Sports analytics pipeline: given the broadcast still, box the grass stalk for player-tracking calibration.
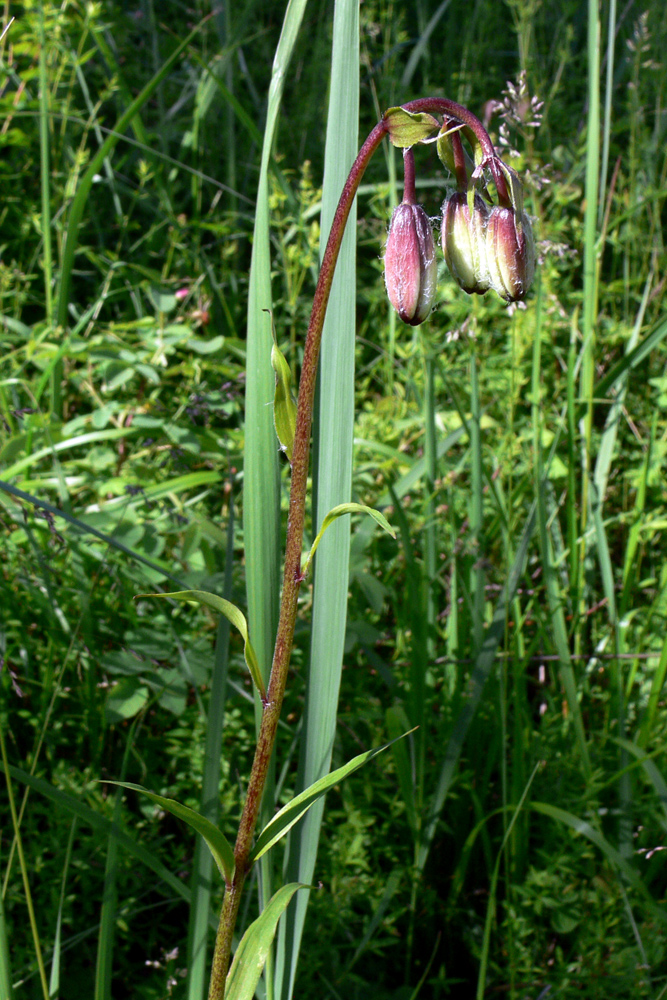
[0,722,49,1000]
[187,493,235,1000]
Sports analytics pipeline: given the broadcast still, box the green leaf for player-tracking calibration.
[105,678,149,723]
[271,336,297,461]
[225,884,307,1000]
[106,781,235,885]
[301,503,395,578]
[250,732,413,862]
[148,285,177,314]
[142,590,266,701]
[383,107,439,147]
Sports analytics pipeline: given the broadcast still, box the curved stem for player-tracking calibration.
[445,117,469,191]
[207,118,388,1000]
[402,97,510,205]
[207,93,514,1000]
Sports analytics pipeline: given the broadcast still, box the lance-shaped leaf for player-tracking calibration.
[271,335,297,461]
[383,107,439,148]
[140,590,265,701]
[106,781,235,884]
[226,883,307,1000]
[249,731,414,862]
[301,503,395,578]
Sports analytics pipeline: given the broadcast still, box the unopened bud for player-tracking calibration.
[441,192,490,295]
[486,206,535,302]
[384,203,437,325]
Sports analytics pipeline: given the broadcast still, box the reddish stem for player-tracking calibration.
[402,147,416,204]
[207,118,388,1000]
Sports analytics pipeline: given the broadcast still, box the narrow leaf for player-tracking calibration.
[106,781,234,884]
[250,732,414,862]
[226,884,307,1000]
[301,503,395,577]
[141,590,265,701]
[271,336,297,461]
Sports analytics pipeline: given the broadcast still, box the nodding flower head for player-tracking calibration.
[486,205,536,302]
[441,191,490,295]
[384,202,437,326]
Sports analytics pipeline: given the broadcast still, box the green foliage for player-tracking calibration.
[2,0,667,998]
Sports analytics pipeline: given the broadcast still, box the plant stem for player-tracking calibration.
[207,96,502,998]
[207,118,388,999]
[402,146,416,204]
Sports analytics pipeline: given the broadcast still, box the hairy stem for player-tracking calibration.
[207,95,500,998]
[207,118,387,999]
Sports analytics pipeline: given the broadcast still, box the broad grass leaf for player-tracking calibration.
[142,590,265,700]
[225,883,307,1000]
[250,732,413,862]
[301,503,395,577]
[107,781,234,884]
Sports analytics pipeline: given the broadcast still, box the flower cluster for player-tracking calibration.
[383,105,536,325]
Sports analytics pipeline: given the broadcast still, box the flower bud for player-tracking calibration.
[384,202,437,325]
[441,191,490,295]
[486,206,535,302]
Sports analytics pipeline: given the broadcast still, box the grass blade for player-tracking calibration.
[417,506,537,872]
[243,3,310,994]
[48,818,76,998]
[187,494,234,1000]
[55,20,207,335]
[0,726,49,1000]
[277,3,359,996]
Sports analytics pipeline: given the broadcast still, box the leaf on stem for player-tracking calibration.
[301,502,395,578]
[383,107,439,148]
[249,731,414,862]
[225,883,308,1000]
[270,327,297,461]
[139,590,266,701]
[105,781,235,884]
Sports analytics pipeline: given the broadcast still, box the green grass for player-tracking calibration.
[2,0,667,997]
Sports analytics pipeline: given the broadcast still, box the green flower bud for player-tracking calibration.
[441,191,490,295]
[486,206,536,302]
[384,202,437,326]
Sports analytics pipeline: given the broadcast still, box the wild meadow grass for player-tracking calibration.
[1,1,667,998]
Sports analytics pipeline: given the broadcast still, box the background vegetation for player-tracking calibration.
[1,0,667,998]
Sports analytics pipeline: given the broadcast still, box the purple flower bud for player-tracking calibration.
[441,191,490,295]
[384,202,437,325]
[486,206,536,302]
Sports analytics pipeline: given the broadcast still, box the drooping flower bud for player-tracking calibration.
[441,191,490,295]
[486,206,536,302]
[384,202,437,325]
